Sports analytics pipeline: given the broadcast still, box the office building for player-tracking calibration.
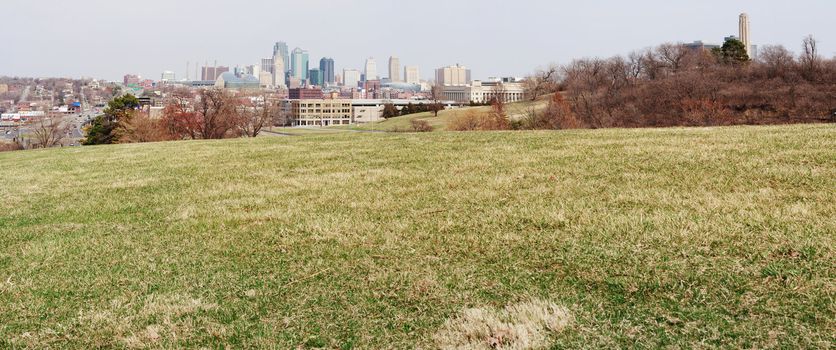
[319,58,335,84]
[273,51,286,88]
[404,66,420,84]
[289,88,324,100]
[435,64,471,86]
[364,57,378,81]
[309,68,323,86]
[273,42,290,74]
[684,40,721,53]
[291,48,310,80]
[160,71,176,81]
[287,99,353,126]
[388,56,401,82]
[343,69,361,88]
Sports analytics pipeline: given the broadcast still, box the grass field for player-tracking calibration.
[346,96,550,132]
[1,124,834,349]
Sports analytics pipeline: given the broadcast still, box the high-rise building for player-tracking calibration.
[388,56,401,82]
[273,42,290,74]
[739,13,751,59]
[319,58,335,84]
[291,48,310,80]
[160,71,176,81]
[309,68,323,86]
[343,69,361,89]
[404,66,420,84]
[364,57,378,81]
[435,64,471,86]
[273,51,286,88]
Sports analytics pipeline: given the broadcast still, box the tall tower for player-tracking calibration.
[739,13,751,59]
[273,42,290,74]
[273,51,286,88]
[364,57,378,81]
[319,58,335,84]
[291,48,309,80]
[388,56,401,82]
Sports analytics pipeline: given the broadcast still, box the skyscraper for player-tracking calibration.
[319,58,335,84]
[343,69,361,89]
[435,64,471,86]
[291,48,310,80]
[273,51,286,88]
[273,42,290,74]
[404,66,420,85]
[388,56,401,82]
[364,57,378,81]
[739,13,751,59]
[308,69,323,86]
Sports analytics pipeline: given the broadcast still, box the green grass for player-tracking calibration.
[1,124,834,349]
[347,96,551,132]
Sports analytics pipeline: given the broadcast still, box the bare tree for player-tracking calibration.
[524,65,558,101]
[801,35,821,79]
[195,89,240,139]
[428,84,445,117]
[239,93,278,137]
[29,116,69,148]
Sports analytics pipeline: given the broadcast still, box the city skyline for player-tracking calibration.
[0,0,834,81]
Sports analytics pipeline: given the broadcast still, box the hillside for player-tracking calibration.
[1,125,834,349]
[348,95,552,132]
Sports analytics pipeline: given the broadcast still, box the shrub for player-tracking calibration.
[0,141,24,152]
[410,119,433,132]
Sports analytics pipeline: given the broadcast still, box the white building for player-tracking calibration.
[343,69,361,89]
[364,58,378,81]
[441,79,525,104]
[388,56,401,82]
[404,66,420,85]
[161,71,176,81]
[435,64,471,86]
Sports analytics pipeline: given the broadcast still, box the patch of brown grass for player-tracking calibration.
[434,299,572,349]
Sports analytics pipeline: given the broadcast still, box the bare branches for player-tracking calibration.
[29,117,68,148]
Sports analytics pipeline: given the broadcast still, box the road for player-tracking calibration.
[1,113,89,147]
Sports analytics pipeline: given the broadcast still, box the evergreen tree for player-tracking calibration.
[82,94,140,145]
[713,38,750,63]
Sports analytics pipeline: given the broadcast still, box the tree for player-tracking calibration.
[116,112,169,143]
[29,116,69,148]
[381,103,399,119]
[713,38,749,63]
[524,65,558,101]
[428,84,445,117]
[239,93,278,137]
[195,89,240,139]
[161,89,201,140]
[800,35,821,80]
[82,94,140,145]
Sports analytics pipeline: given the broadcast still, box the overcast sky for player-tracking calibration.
[1,0,834,81]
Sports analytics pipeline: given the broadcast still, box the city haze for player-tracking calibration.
[1,0,834,81]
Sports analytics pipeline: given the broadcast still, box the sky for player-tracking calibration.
[1,0,834,82]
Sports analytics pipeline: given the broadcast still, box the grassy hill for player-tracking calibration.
[1,125,834,349]
[347,96,551,132]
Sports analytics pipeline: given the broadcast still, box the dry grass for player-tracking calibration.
[434,299,572,349]
[0,124,833,348]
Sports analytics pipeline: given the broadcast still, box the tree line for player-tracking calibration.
[82,89,285,145]
[518,36,835,130]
